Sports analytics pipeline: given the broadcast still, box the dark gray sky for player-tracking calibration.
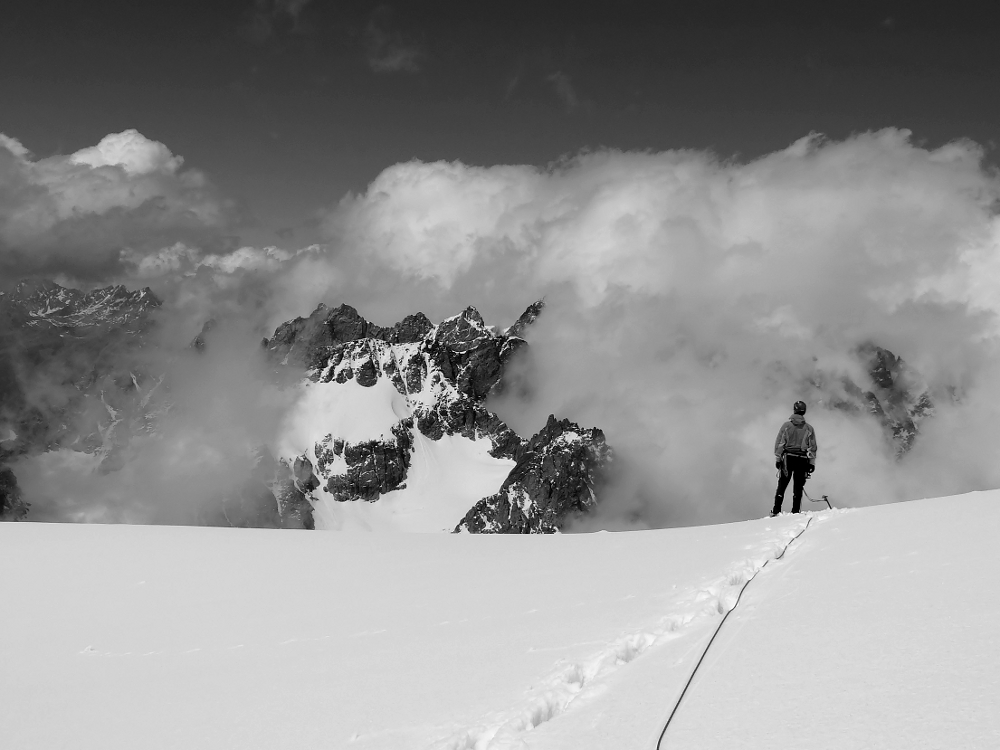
[3,0,999,248]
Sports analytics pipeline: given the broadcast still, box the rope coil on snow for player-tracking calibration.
[655,516,814,749]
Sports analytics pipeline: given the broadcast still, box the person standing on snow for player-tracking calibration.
[771,400,818,516]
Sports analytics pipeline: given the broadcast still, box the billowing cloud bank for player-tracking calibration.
[0,130,230,283]
[308,129,1000,525]
[7,127,1000,527]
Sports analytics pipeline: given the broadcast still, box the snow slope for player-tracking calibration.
[277,377,411,452]
[275,372,518,532]
[313,432,516,532]
[2,491,998,749]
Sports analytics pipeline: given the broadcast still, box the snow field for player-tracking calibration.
[313,432,516,532]
[276,376,408,456]
[276,340,518,532]
[3,492,998,749]
[431,521,807,750]
[0,513,814,750]
[662,492,1000,750]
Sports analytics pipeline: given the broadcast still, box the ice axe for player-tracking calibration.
[802,464,833,509]
[804,488,833,510]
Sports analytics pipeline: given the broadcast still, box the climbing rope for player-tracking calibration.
[654,516,814,749]
[804,488,833,510]
[775,463,835,511]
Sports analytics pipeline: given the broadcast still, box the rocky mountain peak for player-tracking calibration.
[455,414,613,534]
[265,303,435,369]
[1,279,160,330]
[505,299,545,339]
[260,299,616,532]
[11,278,61,297]
[433,306,492,351]
[809,341,935,456]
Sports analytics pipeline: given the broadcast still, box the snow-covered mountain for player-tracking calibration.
[261,301,611,532]
[0,279,160,330]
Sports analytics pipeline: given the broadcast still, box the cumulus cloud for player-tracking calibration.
[0,134,30,159]
[69,129,184,175]
[121,241,201,279]
[199,245,297,274]
[0,129,231,284]
[304,129,1000,526]
[122,242,316,280]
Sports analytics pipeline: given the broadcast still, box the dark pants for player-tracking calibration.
[773,454,810,514]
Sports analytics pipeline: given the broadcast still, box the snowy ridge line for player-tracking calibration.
[654,513,822,750]
[425,515,828,750]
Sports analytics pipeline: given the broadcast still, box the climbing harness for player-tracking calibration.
[654,516,814,749]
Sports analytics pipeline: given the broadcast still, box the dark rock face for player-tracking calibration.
[0,467,28,521]
[504,299,544,339]
[427,307,508,400]
[825,343,934,456]
[456,415,613,534]
[267,305,533,437]
[265,303,434,370]
[266,304,543,517]
[0,280,161,331]
[325,422,414,502]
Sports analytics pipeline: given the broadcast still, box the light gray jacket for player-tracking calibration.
[775,414,817,464]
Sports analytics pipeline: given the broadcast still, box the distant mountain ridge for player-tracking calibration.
[1,279,160,330]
